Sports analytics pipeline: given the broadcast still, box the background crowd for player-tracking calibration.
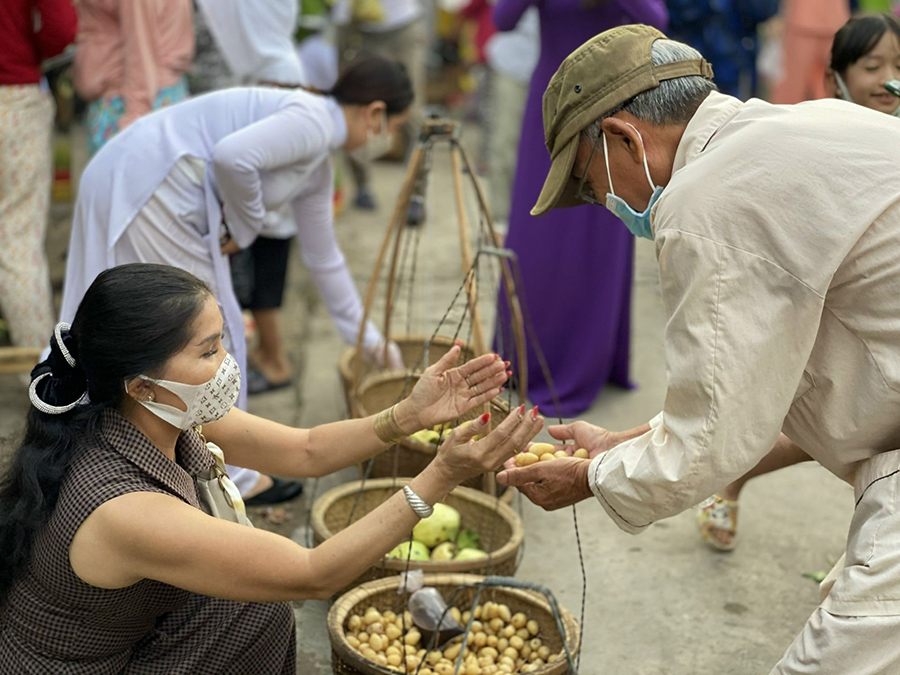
[3,0,899,406]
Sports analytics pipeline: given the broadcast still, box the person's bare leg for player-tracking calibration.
[250,308,292,384]
[706,434,811,548]
[721,434,811,501]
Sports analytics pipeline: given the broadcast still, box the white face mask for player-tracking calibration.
[135,353,241,430]
[351,110,393,161]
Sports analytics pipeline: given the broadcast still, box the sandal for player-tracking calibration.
[246,366,293,395]
[698,495,738,552]
[244,478,304,506]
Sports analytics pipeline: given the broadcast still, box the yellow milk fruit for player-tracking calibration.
[346,601,550,674]
[513,452,539,467]
[527,443,555,457]
[573,448,590,459]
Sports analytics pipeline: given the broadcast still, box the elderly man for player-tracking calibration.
[496,24,900,673]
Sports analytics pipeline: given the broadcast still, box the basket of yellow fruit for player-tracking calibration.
[311,479,524,589]
[338,335,476,417]
[352,371,511,495]
[328,574,580,675]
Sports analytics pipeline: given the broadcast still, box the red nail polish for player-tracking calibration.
[504,361,511,367]
[506,370,512,377]
[518,404,526,414]
[480,412,491,425]
[531,406,539,420]
[500,387,506,392]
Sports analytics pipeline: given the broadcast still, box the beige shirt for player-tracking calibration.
[589,92,900,534]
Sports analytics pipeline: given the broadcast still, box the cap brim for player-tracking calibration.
[530,138,582,216]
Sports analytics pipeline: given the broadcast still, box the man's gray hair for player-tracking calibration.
[581,39,717,143]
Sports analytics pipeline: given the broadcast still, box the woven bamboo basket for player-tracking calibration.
[353,371,511,495]
[328,574,580,675]
[338,335,475,417]
[312,479,523,588]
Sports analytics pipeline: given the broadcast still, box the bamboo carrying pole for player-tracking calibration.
[349,118,529,411]
[453,141,529,398]
[351,144,428,393]
[450,146,486,356]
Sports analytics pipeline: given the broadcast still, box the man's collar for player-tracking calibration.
[671,91,744,175]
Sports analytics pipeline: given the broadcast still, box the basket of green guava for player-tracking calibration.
[311,478,523,591]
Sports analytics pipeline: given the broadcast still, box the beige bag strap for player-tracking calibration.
[195,427,252,526]
[205,441,249,522]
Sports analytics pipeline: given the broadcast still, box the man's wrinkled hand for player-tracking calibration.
[496,457,593,511]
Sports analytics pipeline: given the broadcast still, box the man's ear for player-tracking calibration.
[601,117,644,165]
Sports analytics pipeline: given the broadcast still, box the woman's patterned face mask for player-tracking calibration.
[136,354,241,430]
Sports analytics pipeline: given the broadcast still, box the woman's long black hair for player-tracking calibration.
[328,53,414,115]
[831,13,900,75]
[0,264,211,606]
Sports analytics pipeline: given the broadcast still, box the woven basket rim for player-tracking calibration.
[327,573,581,675]
[353,371,509,425]
[353,370,422,420]
[339,334,473,381]
[311,478,524,573]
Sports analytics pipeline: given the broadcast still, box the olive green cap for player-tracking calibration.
[531,24,714,216]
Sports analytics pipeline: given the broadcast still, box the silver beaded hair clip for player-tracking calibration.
[29,322,89,415]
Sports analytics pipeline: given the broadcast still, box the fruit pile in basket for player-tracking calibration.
[408,420,481,446]
[343,601,562,674]
[386,503,488,563]
[513,443,589,467]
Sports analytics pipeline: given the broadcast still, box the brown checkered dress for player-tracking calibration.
[0,410,296,674]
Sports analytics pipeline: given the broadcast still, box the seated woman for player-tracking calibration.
[0,263,541,673]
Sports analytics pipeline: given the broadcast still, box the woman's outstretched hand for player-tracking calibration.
[400,344,510,432]
[433,405,544,485]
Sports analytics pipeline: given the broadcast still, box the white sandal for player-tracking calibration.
[697,495,738,552]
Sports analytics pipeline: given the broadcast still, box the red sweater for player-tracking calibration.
[0,0,77,85]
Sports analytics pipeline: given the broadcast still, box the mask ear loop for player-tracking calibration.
[601,131,615,197]
[625,122,655,189]
[834,72,854,104]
